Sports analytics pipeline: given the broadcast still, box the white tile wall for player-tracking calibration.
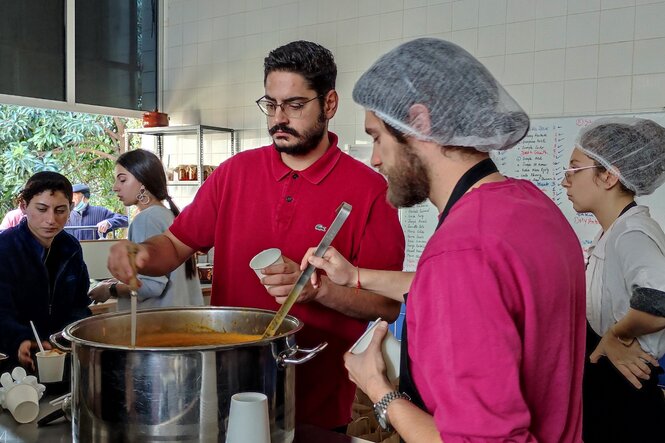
[536,0,567,18]
[533,81,565,114]
[564,79,598,113]
[635,3,665,39]
[634,38,665,74]
[534,49,566,82]
[479,0,507,26]
[632,73,665,108]
[599,7,635,43]
[507,0,536,22]
[597,76,633,110]
[534,17,567,50]
[452,0,480,30]
[598,42,634,76]
[565,45,599,79]
[161,0,665,149]
[567,0,601,14]
[506,20,535,53]
[504,52,535,84]
[566,12,600,47]
[477,25,506,57]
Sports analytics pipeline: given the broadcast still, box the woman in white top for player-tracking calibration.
[562,118,665,443]
[89,149,202,310]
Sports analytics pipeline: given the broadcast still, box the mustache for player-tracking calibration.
[269,124,300,137]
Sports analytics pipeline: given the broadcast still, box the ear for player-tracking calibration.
[19,201,27,214]
[600,169,621,190]
[408,104,432,136]
[323,90,339,120]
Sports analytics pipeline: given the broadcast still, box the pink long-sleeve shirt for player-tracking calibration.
[408,178,585,442]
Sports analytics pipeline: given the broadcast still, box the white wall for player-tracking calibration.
[162,0,665,152]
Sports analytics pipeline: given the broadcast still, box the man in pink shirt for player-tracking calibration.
[340,38,586,442]
[108,41,405,431]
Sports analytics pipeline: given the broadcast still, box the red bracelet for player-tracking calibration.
[356,267,361,290]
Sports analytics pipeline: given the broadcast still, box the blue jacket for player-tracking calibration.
[0,219,91,366]
[65,204,128,240]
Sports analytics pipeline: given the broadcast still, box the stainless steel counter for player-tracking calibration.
[0,396,371,442]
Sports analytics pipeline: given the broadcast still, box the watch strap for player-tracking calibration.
[109,282,119,298]
[374,391,411,431]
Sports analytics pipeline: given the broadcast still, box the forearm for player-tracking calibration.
[357,269,413,302]
[389,400,443,443]
[139,234,189,276]
[613,308,665,340]
[316,276,401,322]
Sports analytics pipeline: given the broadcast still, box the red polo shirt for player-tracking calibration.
[170,133,405,428]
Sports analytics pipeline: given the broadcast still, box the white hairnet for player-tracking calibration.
[352,38,529,152]
[576,118,665,196]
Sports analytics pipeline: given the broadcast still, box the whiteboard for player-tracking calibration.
[400,112,665,272]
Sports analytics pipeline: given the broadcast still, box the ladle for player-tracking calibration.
[262,202,352,338]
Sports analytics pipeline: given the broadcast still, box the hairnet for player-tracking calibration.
[352,38,529,152]
[576,118,665,196]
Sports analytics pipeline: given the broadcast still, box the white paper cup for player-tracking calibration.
[36,350,66,383]
[225,392,270,443]
[249,248,284,283]
[349,319,401,382]
[5,384,39,423]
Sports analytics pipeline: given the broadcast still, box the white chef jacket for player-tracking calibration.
[586,205,665,358]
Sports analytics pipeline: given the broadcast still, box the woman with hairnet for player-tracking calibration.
[303,38,586,442]
[562,118,665,442]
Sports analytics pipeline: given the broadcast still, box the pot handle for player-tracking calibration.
[278,342,328,366]
[49,331,72,352]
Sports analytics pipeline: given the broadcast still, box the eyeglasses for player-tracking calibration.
[255,95,323,118]
[562,165,600,180]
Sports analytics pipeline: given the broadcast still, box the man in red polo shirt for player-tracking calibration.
[108,41,405,430]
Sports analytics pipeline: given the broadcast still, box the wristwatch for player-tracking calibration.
[109,282,119,298]
[374,391,410,431]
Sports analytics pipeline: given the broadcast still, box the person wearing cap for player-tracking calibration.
[65,183,128,240]
[305,38,586,442]
[562,118,665,442]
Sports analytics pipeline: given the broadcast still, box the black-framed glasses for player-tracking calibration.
[255,95,324,118]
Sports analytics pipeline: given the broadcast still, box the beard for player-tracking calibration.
[270,111,327,156]
[383,142,430,208]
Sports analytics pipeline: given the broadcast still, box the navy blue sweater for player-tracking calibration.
[0,219,91,366]
[65,204,128,240]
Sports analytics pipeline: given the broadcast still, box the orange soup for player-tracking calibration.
[136,332,262,347]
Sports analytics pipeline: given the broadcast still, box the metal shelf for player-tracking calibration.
[124,124,238,185]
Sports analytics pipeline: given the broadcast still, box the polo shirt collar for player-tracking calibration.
[271,132,342,184]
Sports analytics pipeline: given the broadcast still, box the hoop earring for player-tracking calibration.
[137,186,151,205]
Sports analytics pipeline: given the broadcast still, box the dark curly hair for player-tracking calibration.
[19,171,73,205]
[263,40,337,98]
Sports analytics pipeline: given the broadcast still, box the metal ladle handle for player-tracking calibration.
[262,202,352,338]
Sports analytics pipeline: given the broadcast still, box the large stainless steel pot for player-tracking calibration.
[51,307,326,443]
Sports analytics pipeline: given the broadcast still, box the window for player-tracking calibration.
[0,0,65,101]
[0,0,158,114]
[75,0,158,110]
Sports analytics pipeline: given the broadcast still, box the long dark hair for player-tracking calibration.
[116,149,196,280]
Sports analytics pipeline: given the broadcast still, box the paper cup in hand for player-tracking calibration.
[6,384,39,423]
[36,350,66,383]
[249,248,284,285]
[225,392,270,443]
[349,318,401,382]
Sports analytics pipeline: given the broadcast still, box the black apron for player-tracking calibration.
[398,158,499,410]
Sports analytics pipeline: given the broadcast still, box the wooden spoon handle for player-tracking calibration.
[127,243,140,291]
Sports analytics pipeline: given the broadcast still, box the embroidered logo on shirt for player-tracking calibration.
[315,224,327,232]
